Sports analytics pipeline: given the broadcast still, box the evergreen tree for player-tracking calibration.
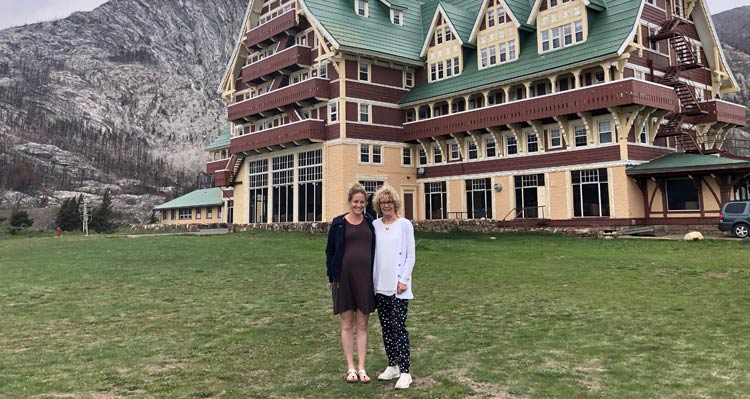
[91,190,115,233]
[10,210,33,228]
[55,197,82,231]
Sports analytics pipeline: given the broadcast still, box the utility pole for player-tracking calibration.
[81,200,89,237]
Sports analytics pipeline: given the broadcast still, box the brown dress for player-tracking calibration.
[332,219,376,314]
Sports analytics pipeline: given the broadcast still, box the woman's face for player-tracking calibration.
[349,192,366,215]
[379,195,396,218]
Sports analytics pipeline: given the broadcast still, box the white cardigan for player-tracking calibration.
[372,218,416,299]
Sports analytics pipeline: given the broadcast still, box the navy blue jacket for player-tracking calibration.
[325,213,376,283]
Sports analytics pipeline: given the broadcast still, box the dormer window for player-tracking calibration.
[357,0,368,17]
[391,9,403,25]
[444,27,452,41]
[436,29,443,44]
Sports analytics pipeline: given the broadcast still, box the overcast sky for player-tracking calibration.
[1,0,750,30]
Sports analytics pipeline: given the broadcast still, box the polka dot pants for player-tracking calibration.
[376,294,410,374]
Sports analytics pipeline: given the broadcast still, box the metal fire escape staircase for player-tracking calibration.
[651,18,708,154]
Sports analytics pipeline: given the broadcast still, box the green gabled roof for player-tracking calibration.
[440,1,481,43]
[627,153,750,175]
[205,123,232,151]
[504,0,534,29]
[154,188,225,210]
[305,0,428,61]
[400,0,639,104]
[588,0,607,9]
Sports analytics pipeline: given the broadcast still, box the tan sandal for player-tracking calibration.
[357,369,371,383]
[345,369,358,383]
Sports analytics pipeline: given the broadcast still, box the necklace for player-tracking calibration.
[383,217,395,230]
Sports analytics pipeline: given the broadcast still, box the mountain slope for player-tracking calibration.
[0,0,246,216]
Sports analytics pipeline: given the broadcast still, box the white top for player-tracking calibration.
[372,217,416,299]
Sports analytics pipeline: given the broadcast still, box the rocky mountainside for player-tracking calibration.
[0,0,245,221]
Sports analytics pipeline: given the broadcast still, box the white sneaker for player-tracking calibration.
[377,365,400,380]
[394,373,412,389]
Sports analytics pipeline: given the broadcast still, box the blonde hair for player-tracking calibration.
[372,184,401,214]
[347,182,367,202]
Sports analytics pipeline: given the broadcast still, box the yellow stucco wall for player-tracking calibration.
[232,160,249,224]
[159,205,225,225]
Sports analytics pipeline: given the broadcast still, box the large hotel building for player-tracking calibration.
[203,0,749,227]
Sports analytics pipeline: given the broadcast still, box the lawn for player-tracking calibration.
[1,231,749,399]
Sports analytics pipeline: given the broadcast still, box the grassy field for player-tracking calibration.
[1,231,749,399]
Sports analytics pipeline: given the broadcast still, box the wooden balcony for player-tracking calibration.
[227,78,330,121]
[242,45,312,84]
[213,170,231,187]
[404,79,679,141]
[684,100,747,126]
[244,10,298,49]
[206,158,231,174]
[230,119,326,154]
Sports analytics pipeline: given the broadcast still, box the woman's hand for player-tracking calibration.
[397,282,407,294]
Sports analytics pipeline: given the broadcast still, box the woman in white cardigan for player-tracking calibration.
[371,184,416,389]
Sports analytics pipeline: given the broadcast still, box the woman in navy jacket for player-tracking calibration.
[325,183,376,383]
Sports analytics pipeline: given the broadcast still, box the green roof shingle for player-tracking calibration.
[627,153,750,175]
[154,188,225,210]
[399,0,639,103]
[205,123,232,151]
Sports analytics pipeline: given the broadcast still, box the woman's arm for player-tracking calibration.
[398,220,416,285]
[325,224,336,282]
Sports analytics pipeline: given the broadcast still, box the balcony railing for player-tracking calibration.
[403,79,679,141]
[228,78,330,121]
[206,158,231,174]
[684,99,747,126]
[244,10,298,49]
[242,45,312,84]
[230,119,326,154]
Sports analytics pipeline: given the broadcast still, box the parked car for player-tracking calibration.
[718,200,750,238]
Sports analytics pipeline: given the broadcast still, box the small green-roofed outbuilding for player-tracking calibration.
[627,153,750,176]
[154,188,225,210]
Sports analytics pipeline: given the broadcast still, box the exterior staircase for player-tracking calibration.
[651,17,708,154]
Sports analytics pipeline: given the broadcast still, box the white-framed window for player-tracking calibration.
[359,144,382,164]
[489,46,497,65]
[196,207,201,219]
[418,148,427,165]
[551,27,561,49]
[509,40,516,60]
[207,207,212,219]
[499,42,507,63]
[405,71,414,88]
[391,9,403,25]
[449,142,460,160]
[296,34,307,46]
[549,128,562,148]
[318,62,328,79]
[357,0,368,17]
[486,138,497,157]
[480,48,489,68]
[598,121,612,144]
[248,159,268,224]
[488,10,496,28]
[468,140,478,159]
[430,63,437,81]
[507,136,518,155]
[541,20,584,53]
[575,125,587,147]
[437,62,444,79]
[452,57,460,75]
[433,145,443,163]
[444,27,452,41]
[527,132,539,153]
[436,29,443,44]
[572,169,610,217]
[497,8,505,24]
[564,24,573,46]
[595,71,605,84]
[575,21,583,42]
[648,27,660,52]
[402,147,412,166]
[359,62,370,81]
[298,149,323,222]
[272,154,294,222]
[639,125,648,144]
[674,0,684,18]
[466,178,493,219]
[446,58,453,77]
[329,101,338,122]
[359,103,370,123]
[425,181,447,220]
[405,109,415,122]
[542,30,550,52]
[179,208,191,220]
